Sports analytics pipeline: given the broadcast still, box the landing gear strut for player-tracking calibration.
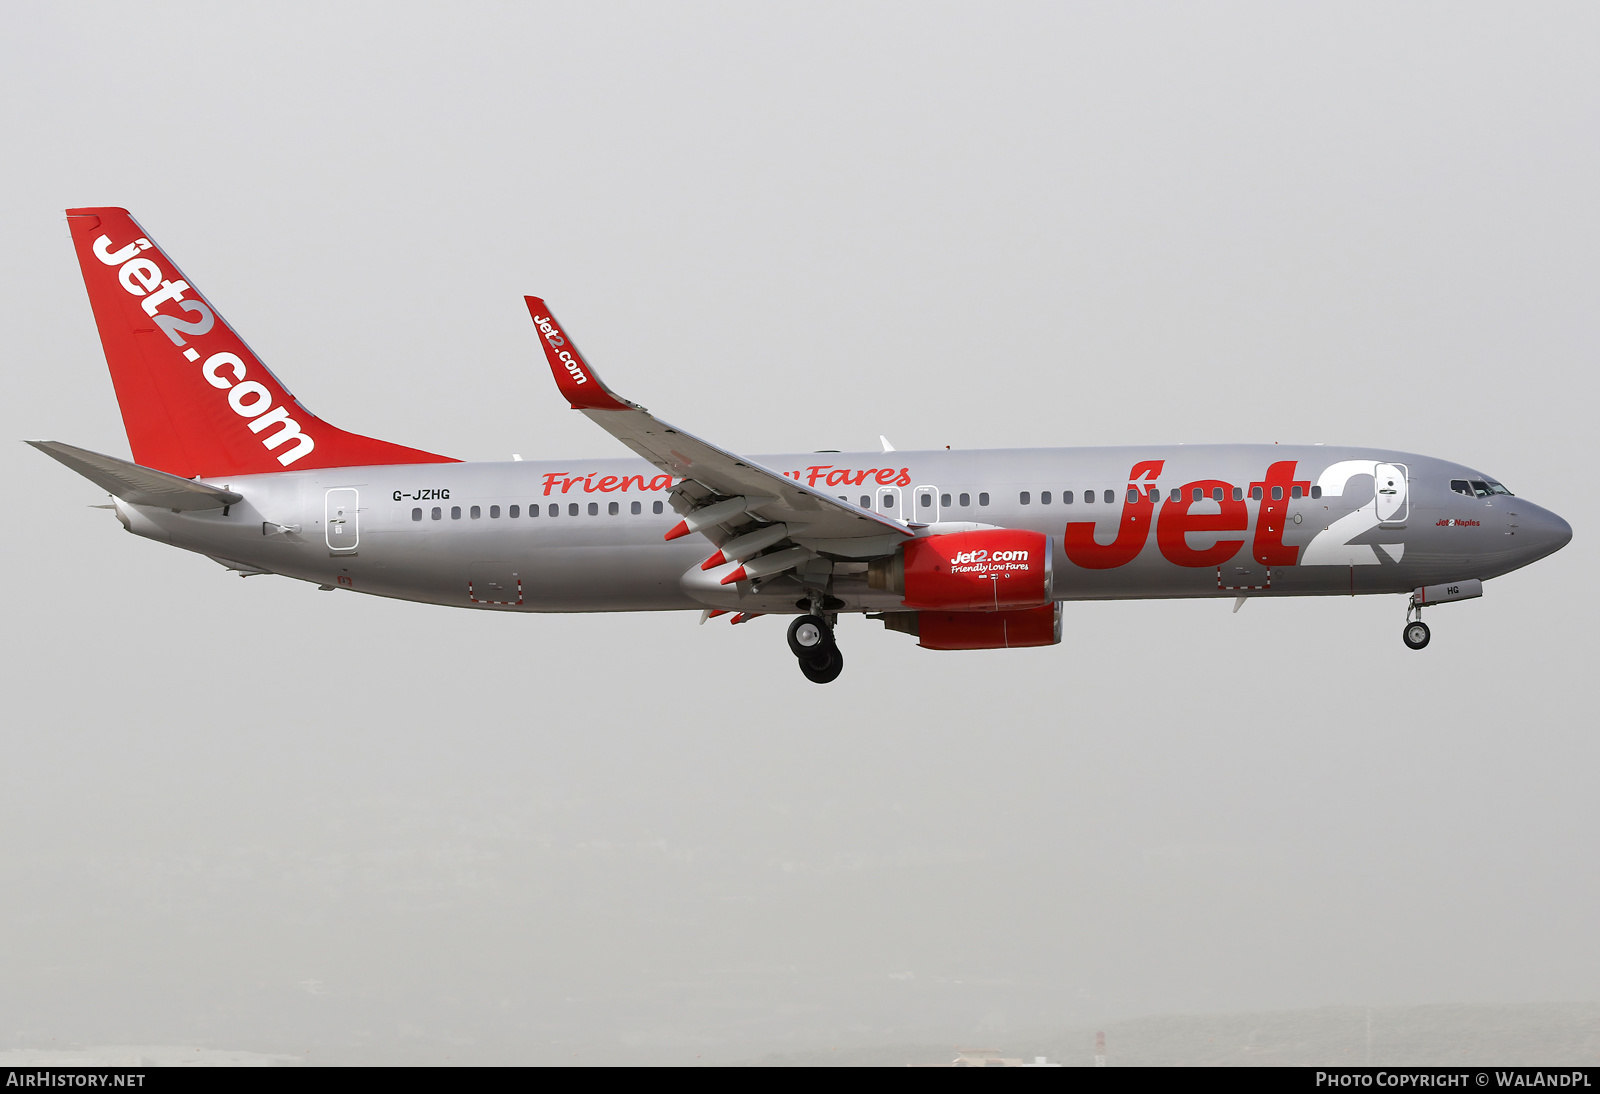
[1402,595,1430,650]
[788,613,843,683]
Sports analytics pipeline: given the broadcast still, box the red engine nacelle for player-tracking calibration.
[878,603,1063,650]
[867,528,1053,611]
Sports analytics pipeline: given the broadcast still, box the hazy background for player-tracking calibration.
[2,1,1595,1066]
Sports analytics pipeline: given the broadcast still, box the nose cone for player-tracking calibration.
[1520,501,1572,563]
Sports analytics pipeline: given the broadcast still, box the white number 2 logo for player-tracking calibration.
[1301,460,1408,566]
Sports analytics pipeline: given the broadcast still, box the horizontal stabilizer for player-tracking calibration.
[27,440,242,510]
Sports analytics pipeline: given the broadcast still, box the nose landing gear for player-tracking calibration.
[788,613,843,683]
[1402,594,1430,650]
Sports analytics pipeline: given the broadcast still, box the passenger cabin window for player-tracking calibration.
[1085,490,1095,504]
[1103,489,1114,504]
[941,493,952,506]
[1311,486,1322,499]
[653,501,664,514]
[881,493,896,510]
[1041,491,1051,504]
[1232,487,1243,501]
[412,507,422,521]
[859,495,871,508]
[588,502,599,516]
[1211,488,1223,502]
[509,505,519,518]
[1290,486,1302,499]
[631,501,641,514]
[431,507,442,520]
[1126,488,1137,503]
[1169,488,1179,502]
[919,492,932,507]
[959,493,970,506]
[1191,487,1203,502]
[1063,490,1074,504]
[1020,491,1031,505]
[490,505,500,518]
[451,505,462,519]
[1271,486,1282,501]
[548,504,558,517]
[978,492,990,506]
[470,505,481,519]
[1251,486,1263,501]
[608,501,619,515]
[568,503,579,516]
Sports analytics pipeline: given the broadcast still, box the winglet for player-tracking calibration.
[524,297,634,412]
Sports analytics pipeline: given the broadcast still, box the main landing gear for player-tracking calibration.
[788,614,843,684]
[1403,595,1430,650]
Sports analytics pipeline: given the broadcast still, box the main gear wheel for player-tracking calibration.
[788,614,843,683]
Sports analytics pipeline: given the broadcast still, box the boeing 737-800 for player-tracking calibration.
[31,208,1572,682]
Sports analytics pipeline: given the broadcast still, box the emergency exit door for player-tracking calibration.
[325,488,359,551]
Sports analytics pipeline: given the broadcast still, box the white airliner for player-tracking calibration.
[32,208,1572,682]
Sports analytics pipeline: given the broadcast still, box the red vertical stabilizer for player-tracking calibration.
[66,207,455,478]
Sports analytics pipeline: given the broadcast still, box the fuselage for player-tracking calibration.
[111,444,1572,615]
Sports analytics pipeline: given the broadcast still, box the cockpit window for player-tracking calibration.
[1458,477,1513,498]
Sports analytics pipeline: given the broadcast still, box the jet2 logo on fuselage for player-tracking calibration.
[1061,459,1403,571]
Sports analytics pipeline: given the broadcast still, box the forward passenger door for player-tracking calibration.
[1375,463,1409,525]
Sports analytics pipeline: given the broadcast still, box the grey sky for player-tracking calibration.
[2,2,1595,1064]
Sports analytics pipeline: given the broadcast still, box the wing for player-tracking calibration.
[525,298,912,555]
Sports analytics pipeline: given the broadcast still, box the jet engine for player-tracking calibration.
[866,529,1052,611]
[877,603,1062,650]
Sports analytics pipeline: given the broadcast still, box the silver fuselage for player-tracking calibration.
[112,444,1571,614]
